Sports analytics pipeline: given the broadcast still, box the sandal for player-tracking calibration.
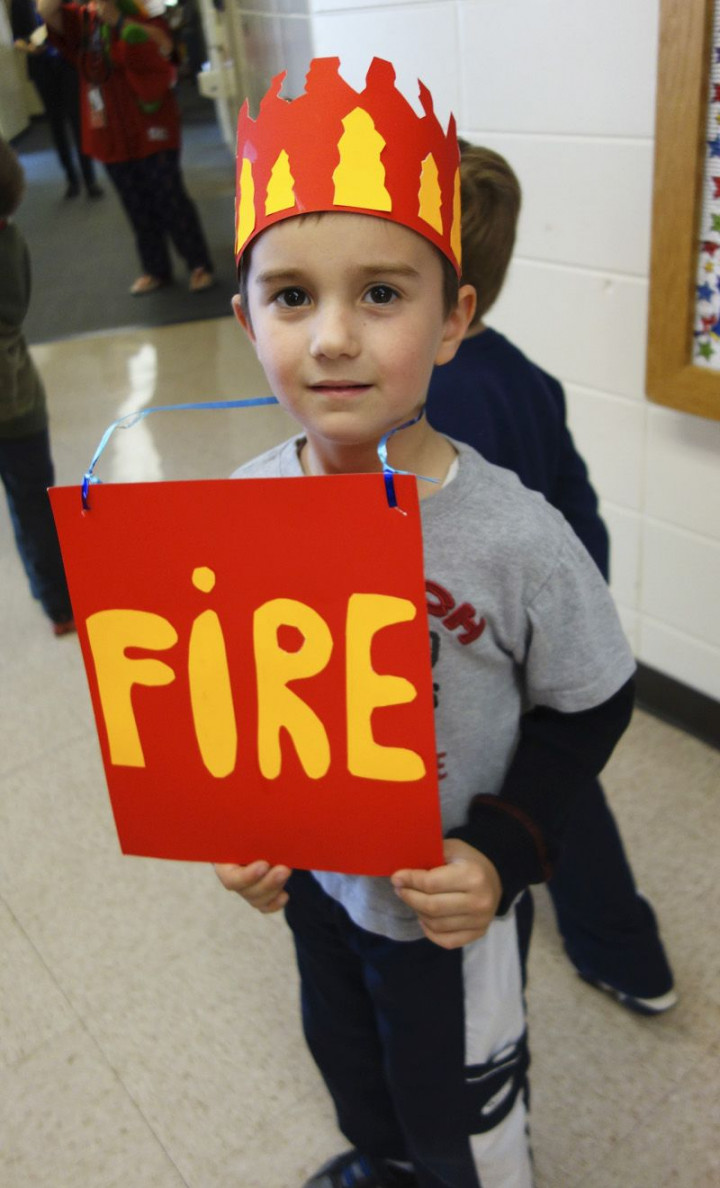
[130,274,167,296]
[189,267,214,293]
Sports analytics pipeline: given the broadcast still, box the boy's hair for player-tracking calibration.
[237,214,459,320]
[0,137,25,221]
[458,140,521,327]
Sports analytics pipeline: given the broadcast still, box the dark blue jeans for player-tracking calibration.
[0,429,72,624]
[547,777,674,998]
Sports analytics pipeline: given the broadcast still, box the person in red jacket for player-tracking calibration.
[39,0,214,294]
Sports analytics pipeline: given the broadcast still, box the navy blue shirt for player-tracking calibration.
[426,327,610,579]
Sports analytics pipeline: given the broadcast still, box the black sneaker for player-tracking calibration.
[577,970,678,1016]
[303,1149,418,1188]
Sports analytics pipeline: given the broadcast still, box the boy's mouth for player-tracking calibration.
[309,381,371,396]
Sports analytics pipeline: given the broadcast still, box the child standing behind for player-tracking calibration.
[426,143,675,1016]
[0,136,74,636]
[215,59,636,1188]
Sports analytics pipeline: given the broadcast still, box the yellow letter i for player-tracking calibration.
[188,567,238,778]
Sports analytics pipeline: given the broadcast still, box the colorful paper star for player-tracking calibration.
[703,240,720,255]
[708,135,720,157]
[713,177,720,199]
[712,214,720,233]
[697,282,714,300]
[715,83,720,102]
[697,340,714,360]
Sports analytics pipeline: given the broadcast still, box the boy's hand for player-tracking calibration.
[214,861,292,913]
[391,839,502,949]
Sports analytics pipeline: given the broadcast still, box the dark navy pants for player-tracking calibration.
[548,778,674,998]
[29,55,97,189]
[105,149,213,281]
[0,429,72,624]
[285,872,534,1188]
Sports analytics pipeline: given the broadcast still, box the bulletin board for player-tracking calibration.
[646,0,720,419]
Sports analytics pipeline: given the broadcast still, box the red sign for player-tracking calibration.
[50,475,443,875]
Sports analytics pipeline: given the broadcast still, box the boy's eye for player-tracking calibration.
[274,287,310,308]
[364,284,399,305]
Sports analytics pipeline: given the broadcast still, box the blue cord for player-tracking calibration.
[80,397,438,511]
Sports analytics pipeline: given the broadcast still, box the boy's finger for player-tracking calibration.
[391,865,449,893]
[421,923,488,950]
[394,886,467,917]
[392,862,476,895]
[214,860,270,888]
[258,890,290,914]
[418,911,488,933]
[243,866,292,898]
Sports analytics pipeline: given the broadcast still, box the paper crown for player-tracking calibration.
[235,57,461,275]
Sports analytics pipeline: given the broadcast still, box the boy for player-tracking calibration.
[426,143,675,1015]
[215,59,635,1188]
[0,135,75,636]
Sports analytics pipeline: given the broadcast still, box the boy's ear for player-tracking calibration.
[434,284,476,367]
[231,293,255,344]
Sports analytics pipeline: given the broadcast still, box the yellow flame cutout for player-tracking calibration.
[450,167,462,270]
[333,108,392,211]
[418,154,442,233]
[236,157,256,255]
[265,150,296,216]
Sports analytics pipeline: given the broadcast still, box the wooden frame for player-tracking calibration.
[646,0,720,420]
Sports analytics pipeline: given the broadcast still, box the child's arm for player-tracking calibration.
[393,676,634,949]
[37,0,63,34]
[214,860,292,914]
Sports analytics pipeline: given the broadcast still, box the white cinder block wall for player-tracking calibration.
[228,0,720,702]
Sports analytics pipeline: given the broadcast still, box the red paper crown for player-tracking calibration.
[235,57,461,275]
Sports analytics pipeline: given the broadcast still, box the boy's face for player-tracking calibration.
[233,213,473,455]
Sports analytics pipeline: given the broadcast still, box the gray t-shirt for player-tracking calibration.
[233,437,636,940]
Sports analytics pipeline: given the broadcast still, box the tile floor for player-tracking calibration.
[1,318,718,1188]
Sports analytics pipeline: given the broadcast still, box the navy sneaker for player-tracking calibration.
[578,970,678,1016]
[303,1149,418,1187]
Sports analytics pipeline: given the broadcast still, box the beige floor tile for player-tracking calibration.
[0,900,77,1068]
[526,943,707,1186]
[581,1043,720,1188]
[214,1099,341,1188]
[0,733,115,911]
[0,1024,187,1188]
[0,632,90,778]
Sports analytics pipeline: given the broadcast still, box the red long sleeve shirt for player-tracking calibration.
[48,4,179,162]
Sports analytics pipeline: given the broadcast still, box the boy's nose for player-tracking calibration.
[309,303,360,359]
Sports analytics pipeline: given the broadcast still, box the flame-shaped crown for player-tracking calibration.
[235,57,461,275]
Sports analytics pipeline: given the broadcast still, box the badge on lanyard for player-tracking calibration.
[88,85,107,129]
